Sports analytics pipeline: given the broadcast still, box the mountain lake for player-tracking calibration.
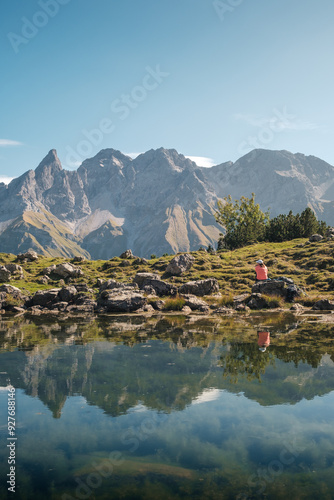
[0,312,334,499]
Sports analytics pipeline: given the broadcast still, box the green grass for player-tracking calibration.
[1,238,334,304]
[163,296,186,311]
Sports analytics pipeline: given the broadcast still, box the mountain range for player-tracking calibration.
[0,147,333,259]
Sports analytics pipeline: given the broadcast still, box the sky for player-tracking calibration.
[1,0,334,182]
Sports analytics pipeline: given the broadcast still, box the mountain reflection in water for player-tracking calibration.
[0,313,334,499]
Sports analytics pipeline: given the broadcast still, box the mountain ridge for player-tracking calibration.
[0,147,333,258]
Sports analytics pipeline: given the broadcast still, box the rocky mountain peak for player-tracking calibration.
[35,149,62,175]
[78,148,132,172]
[133,147,194,174]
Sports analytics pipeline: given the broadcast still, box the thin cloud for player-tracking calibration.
[0,139,23,147]
[0,176,14,185]
[125,152,142,159]
[186,156,216,168]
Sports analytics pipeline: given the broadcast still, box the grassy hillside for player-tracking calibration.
[0,237,333,303]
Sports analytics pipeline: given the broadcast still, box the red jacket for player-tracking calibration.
[255,264,268,280]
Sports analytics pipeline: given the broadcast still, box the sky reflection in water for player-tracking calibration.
[0,314,334,499]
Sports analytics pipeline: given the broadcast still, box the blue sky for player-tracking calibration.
[1,0,334,182]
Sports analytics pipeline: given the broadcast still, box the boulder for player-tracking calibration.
[133,273,177,296]
[178,278,219,296]
[37,276,50,285]
[0,266,11,282]
[72,256,86,263]
[180,294,210,312]
[54,263,83,278]
[67,299,96,314]
[309,234,323,242]
[58,286,78,302]
[120,260,132,267]
[247,293,269,310]
[98,288,147,313]
[148,299,165,310]
[166,254,195,276]
[252,280,286,297]
[29,289,61,308]
[120,249,133,259]
[0,284,23,295]
[42,265,57,275]
[0,285,26,311]
[133,257,149,265]
[5,264,23,274]
[133,272,161,287]
[17,250,39,262]
[233,293,250,308]
[312,299,334,311]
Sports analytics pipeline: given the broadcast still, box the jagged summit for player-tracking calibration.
[35,149,62,174]
[0,146,334,259]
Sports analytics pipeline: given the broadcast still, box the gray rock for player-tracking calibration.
[54,263,83,278]
[37,276,51,284]
[133,273,176,296]
[98,289,147,312]
[72,256,86,263]
[312,299,334,311]
[133,257,149,265]
[30,289,61,307]
[181,305,192,314]
[120,260,132,267]
[5,264,23,274]
[178,278,219,296]
[148,299,165,310]
[17,250,39,262]
[0,266,11,282]
[120,249,133,259]
[133,272,161,287]
[166,254,195,276]
[233,293,250,307]
[252,280,287,298]
[180,294,210,312]
[247,293,269,310]
[309,234,323,242]
[58,286,78,302]
[42,265,57,275]
[0,284,23,295]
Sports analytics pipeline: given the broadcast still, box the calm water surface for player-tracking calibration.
[0,313,334,499]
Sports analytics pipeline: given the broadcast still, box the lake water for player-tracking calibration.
[0,313,334,499]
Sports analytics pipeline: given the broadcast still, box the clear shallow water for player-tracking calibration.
[0,313,334,499]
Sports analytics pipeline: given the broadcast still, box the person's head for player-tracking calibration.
[256,259,264,266]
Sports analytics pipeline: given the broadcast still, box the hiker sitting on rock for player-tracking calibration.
[255,259,268,281]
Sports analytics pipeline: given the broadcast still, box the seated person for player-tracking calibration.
[255,259,268,281]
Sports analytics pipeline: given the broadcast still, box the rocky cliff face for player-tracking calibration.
[0,147,333,258]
